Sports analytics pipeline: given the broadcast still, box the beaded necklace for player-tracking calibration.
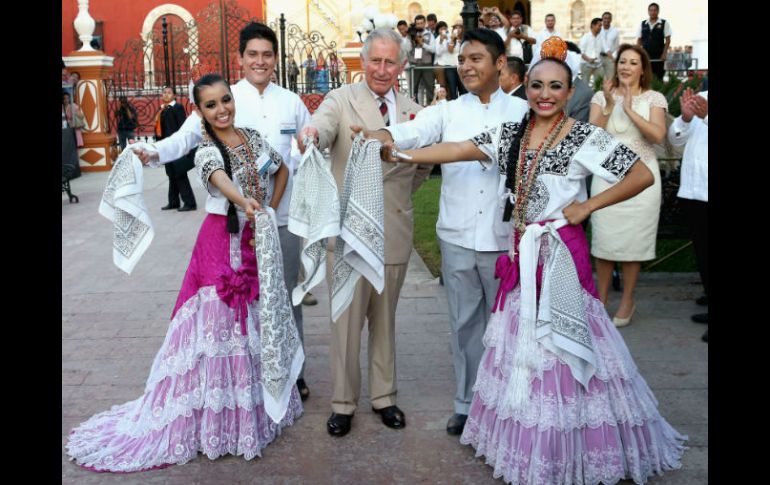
[224,128,264,204]
[513,111,567,238]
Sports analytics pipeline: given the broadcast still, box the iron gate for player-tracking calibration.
[108,3,344,136]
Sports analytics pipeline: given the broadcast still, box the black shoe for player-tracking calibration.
[372,405,406,429]
[178,205,197,212]
[161,204,180,210]
[446,413,468,435]
[296,378,310,401]
[302,293,318,306]
[696,295,708,306]
[691,313,708,324]
[701,329,708,343]
[327,413,353,437]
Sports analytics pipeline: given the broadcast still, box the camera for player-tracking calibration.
[407,23,421,43]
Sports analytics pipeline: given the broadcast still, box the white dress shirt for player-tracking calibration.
[600,26,620,57]
[385,88,529,251]
[492,27,508,42]
[668,91,708,202]
[364,83,397,127]
[506,25,532,58]
[153,80,311,225]
[535,28,562,49]
[435,36,459,66]
[579,32,602,67]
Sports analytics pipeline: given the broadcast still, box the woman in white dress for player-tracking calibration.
[588,44,668,326]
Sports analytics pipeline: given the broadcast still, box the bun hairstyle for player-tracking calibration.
[193,74,240,234]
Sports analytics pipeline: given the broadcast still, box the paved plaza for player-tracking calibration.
[62,168,707,484]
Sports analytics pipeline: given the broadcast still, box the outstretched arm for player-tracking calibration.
[209,170,262,219]
[380,139,487,165]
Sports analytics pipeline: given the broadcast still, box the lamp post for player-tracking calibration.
[461,0,480,33]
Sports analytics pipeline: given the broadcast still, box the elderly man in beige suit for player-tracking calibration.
[300,28,431,437]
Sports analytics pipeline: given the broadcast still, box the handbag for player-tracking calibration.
[70,107,86,129]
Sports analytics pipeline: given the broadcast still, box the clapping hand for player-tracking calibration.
[621,79,634,113]
[602,78,614,107]
[680,88,696,122]
[690,94,708,119]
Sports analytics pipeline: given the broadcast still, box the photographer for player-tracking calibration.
[480,7,509,41]
[435,20,464,100]
[504,11,535,63]
[407,14,436,105]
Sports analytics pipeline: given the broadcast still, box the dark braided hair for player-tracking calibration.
[502,109,532,221]
[193,73,240,234]
[502,57,572,221]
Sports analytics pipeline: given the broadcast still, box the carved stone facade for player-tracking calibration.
[265,0,706,63]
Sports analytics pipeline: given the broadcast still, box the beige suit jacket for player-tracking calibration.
[311,82,432,265]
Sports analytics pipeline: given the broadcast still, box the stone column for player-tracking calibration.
[63,0,117,172]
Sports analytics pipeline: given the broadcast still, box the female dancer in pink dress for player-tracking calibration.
[381,49,687,484]
[67,74,304,472]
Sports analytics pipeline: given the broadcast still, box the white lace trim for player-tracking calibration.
[460,415,687,485]
[146,286,261,388]
[483,289,639,383]
[473,288,663,430]
[67,398,301,473]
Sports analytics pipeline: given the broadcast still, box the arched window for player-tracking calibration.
[570,0,586,38]
[407,2,423,23]
[141,4,197,90]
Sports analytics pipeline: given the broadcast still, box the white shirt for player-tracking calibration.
[506,25,532,58]
[386,88,529,251]
[400,35,412,66]
[364,83,397,128]
[153,80,311,225]
[636,18,673,38]
[600,25,620,57]
[536,28,562,49]
[435,36,459,66]
[579,32,602,66]
[668,91,708,202]
[492,27,508,42]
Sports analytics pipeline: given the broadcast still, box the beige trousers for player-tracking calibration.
[326,255,408,414]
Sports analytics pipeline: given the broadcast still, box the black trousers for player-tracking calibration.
[444,67,461,100]
[412,66,435,104]
[650,57,666,81]
[168,172,196,208]
[684,198,708,296]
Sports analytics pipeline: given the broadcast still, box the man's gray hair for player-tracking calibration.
[362,28,407,64]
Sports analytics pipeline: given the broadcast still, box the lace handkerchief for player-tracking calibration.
[253,209,305,423]
[288,138,340,305]
[535,223,597,389]
[330,135,385,322]
[98,149,154,274]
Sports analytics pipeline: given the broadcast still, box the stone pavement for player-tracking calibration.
[62,169,707,484]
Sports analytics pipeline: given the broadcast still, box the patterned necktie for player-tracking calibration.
[377,97,390,127]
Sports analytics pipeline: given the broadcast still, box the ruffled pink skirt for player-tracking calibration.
[460,224,687,484]
[66,214,303,473]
